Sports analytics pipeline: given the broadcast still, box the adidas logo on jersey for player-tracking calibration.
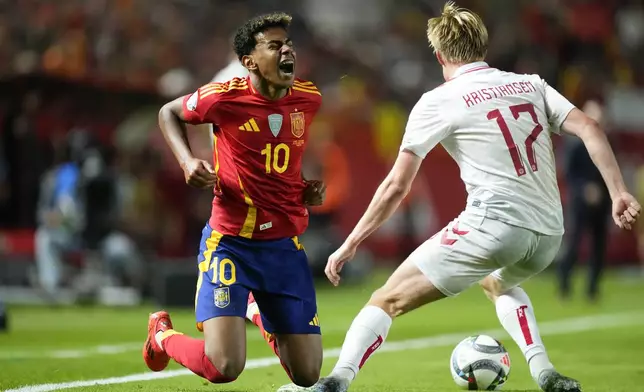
[239,118,260,132]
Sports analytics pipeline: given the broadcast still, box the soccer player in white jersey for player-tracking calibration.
[278,2,641,392]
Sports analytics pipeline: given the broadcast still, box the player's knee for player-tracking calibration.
[204,347,245,381]
[481,285,497,302]
[208,357,244,381]
[368,286,407,318]
[291,367,320,387]
[278,334,322,387]
[479,276,508,302]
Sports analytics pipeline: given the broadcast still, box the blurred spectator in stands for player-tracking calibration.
[211,48,248,84]
[0,134,9,225]
[77,145,143,293]
[636,163,644,277]
[0,299,6,332]
[35,129,142,301]
[615,0,644,60]
[306,122,350,229]
[35,129,86,298]
[2,92,46,228]
[558,100,611,302]
[301,121,350,277]
[114,149,158,253]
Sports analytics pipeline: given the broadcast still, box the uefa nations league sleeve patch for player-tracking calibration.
[187,92,198,111]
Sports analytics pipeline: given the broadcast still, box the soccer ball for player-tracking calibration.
[450,335,511,390]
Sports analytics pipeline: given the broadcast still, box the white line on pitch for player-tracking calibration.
[5,311,644,392]
[0,324,353,361]
[0,343,142,360]
[0,327,273,360]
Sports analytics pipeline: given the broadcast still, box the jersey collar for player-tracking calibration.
[246,76,293,100]
[450,61,490,79]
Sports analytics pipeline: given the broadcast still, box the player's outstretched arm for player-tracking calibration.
[561,108,641,229]
[325,151,421,285]
[346,151,422,247]
[344,90,444,248]
[158,97,216,188]
[325,91,446,285]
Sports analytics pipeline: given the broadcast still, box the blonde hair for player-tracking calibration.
[427,1,488,64]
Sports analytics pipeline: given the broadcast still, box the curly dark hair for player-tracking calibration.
[233,12,292,60]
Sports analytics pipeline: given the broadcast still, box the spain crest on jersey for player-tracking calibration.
[214,287,230,308]
[290,112,305,138]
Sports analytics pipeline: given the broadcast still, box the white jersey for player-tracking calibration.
[401,62,576,235]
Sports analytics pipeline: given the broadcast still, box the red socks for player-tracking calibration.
[162,334,236,384]
[160,314,293,384]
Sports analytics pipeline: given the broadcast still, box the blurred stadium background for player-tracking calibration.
[2,1,644,391]
[1,0,644,309]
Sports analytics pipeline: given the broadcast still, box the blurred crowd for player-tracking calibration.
[0,0,642,99]
[0,0,643,301]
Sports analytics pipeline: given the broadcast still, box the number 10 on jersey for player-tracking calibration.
[487,103,544,177]
[261,143,290,174]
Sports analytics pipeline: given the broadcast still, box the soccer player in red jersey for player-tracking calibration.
[142,13,326,387]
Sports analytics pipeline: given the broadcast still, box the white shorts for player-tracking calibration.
[410,211,563,297]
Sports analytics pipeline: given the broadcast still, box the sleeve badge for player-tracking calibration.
[186,92,198,111]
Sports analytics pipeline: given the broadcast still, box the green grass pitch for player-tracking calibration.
[1,270,643,392]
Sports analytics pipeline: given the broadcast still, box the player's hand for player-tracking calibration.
[325,242,357,286]
[611,192,641,230]
[303,180,326,206]
[181,158,217,189]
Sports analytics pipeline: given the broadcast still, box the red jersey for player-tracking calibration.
[182,76,322,240]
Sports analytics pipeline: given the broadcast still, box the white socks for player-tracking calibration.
[326,288,552,385]
[246,301,259,321]
[330,306,393,382]
[495,287,554,382]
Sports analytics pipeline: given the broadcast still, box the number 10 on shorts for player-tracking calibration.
[209,257,237,285]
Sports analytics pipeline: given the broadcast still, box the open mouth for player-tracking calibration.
[278,59,294,75]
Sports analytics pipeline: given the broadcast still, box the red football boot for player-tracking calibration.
[143,311,174,372]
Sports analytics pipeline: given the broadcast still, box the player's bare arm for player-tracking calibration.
[325,82,445,286]
[158,97,216,189]
[561,108,641,229]
[325,150,422,286]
